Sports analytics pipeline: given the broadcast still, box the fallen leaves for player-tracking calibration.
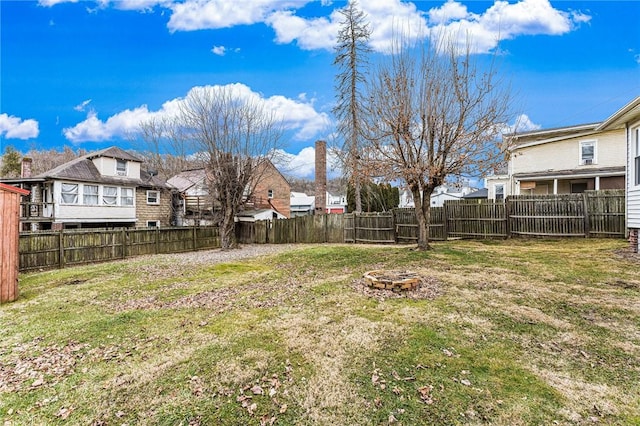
[0,338,89,393]
[232,359,293,422]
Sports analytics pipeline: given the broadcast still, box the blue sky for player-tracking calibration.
[1,0,639,178]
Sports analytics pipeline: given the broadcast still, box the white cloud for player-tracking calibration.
[63,106,157,142]
[269,0,589,54]
[429,0,591,53]
[63,83,330,144]
[40,0,589,55]
[272,145,342,179]
[167,0,307,32]
[0,114,40,140]
[506,113,541,134]
[211,45,226,56]
[38,0,78,6]
[73,99,92,112]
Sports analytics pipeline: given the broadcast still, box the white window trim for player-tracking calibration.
[147,190,160,205]
[579,140,597,165]
[116,159,127,176]
[494,183,505,200]
[61,183,79,204]
[146,220,159,228]
[267,189,274,199]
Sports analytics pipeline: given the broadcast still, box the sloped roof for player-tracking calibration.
[167,169,207,192]
[34,146,144,185]
[463,188,488,199]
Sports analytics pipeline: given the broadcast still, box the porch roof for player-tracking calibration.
[514,166,625,181]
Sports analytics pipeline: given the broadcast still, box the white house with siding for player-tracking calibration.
[595,96,640,252]
[486,121,627,200]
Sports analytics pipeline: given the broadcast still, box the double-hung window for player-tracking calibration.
[580,141,596,165]
[495,184,505,201]
[61,183,79,204]
[116,159,127,176]
[121,188,134,206]
[103,186,118,205]
[83,185,98,205]
[147,190,160,205]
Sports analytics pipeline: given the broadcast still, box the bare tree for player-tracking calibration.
[139,117,201,180]
[363,33,512,250]
[333,1,371,213]
[143,86,285,249]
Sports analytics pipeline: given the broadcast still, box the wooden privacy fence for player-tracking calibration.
[19,226,220,272]
[237,214,345,244]
[345,190,626,243]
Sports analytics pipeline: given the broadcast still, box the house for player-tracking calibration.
[593,96,640,252]
[399,186,476,208]
[168,159,291,226]
[290,191,347,216]
[250,160,291,218]
[463,188,489,200]
[166,168,214,226]
[487,103,630,199]
[1,147,172,230]
[326,192,348,214]
[235,208,287,222]
[290,191,315,217]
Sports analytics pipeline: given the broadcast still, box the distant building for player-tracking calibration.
[399,186,476,208]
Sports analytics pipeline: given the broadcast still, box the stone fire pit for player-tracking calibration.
[363,270,422,292]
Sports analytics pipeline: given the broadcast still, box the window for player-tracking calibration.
[635,128,640,186]
[147,190,160,205]
[580,141,596,165]
[103,186,117,205]
[116,159,127,176]
[83,185,98,205]
[495,184,505,201]
[61,183,78,204]
[121,188,134,206]
[571,182,588,193]
[267,189,274,199]
[147,221,159,228]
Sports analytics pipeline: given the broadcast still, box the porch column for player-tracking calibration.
[595,176,600,190]
[553,179,558,195]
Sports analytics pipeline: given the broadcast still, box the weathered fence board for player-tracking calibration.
[446,200,508,239]
[585,190,626,237]
[19,191,625,271]
[19,226,220,272]
[509,194,586,237]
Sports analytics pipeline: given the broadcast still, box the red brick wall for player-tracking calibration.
[252,161,290,218]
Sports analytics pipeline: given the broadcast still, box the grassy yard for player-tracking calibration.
[1,239,639,425]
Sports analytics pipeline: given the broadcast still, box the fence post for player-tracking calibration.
[582,193,590,238]
[58,229,65,269]
[121,228,127,259]
[192,226,197,250]
[155,227,160,254]
[505,197,512,239]
[442,204,449,240]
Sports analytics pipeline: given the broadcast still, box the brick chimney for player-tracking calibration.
[21,157,33,178]
[315,140,327,215]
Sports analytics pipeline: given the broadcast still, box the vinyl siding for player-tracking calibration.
[628,123,640,228]
[512,128,626,174]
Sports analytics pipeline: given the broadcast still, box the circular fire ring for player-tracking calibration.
[363,270,422,292]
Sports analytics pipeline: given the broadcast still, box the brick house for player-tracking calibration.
[168,159,290,225]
